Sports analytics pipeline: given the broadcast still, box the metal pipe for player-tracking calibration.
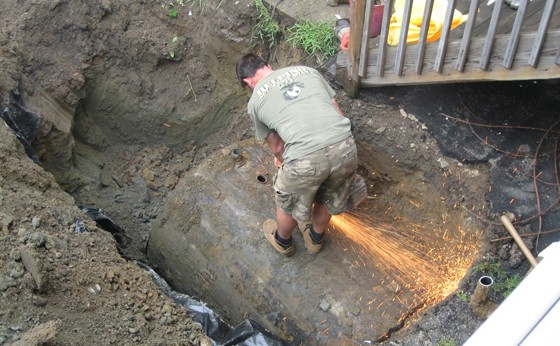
[470,276,496,319]
[231,148,242,161]
[470,276,493,306]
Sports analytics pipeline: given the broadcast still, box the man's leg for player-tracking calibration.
[311,202,332,234]
[276,207,298,239]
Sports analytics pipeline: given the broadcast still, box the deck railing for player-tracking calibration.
[337,0,560,95]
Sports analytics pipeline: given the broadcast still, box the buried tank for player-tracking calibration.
[146,138,481,344]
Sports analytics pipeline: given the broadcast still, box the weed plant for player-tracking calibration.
[438,337,457,346]
[252,0,282,50]
[470,257,523,299]
[250,0,339,63]
[286,21,339,62]
[494,273,522,298]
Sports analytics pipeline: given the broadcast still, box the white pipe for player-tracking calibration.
[463,241,560,346]
[520,299,560,346]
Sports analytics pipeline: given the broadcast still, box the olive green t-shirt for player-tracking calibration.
[247,66,352,162]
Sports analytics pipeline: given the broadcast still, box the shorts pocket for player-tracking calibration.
[286,159,316,176]
[275,189,294,210]
[341,144,357,162]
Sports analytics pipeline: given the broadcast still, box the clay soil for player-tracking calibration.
[1,0,558,345]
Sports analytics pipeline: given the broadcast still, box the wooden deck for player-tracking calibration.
[337,0,560,95]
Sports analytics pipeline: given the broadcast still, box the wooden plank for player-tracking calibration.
[359,0,374,77]
[434,0,458,73]
[456,0,480,72]
[480,0,503,70]
[346,0,367,96]
[395,0,414,76]
[503,0,528,69]
[363,31,560,85]
[376,0,393,78]
[528,0,557,67]
[415,0,435,74]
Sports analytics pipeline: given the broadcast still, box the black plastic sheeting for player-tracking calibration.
[1,95,41,164]
[79,206,133,251]
[78,207,289,346]
[138,263,290,346]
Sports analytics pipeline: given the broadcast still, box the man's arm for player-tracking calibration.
[331,98,344,117]
[265,131,285,166]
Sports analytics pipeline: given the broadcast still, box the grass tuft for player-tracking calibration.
[286,21,338,62]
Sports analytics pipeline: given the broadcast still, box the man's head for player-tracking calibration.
[236,53,270,90]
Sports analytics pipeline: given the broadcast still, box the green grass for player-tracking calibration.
[286,21,339,62]
[438,337,457,346]
[455,290,469,302]
[470,257,524,299]
[250,0,339,62]
[494,273,522,298]
[471,257,506,279]
[251,0,282,50]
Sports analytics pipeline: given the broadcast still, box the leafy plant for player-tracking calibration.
[438,337,457,346]
[470,257,525,299]
[494,273,522,298]
[470,257,506,279]
[286,21,339,62]
[455,290,469,302]
[168,8,178,17]
[251,0,282,50]
[169,36,179,59]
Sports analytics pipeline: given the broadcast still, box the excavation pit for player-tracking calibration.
[146,139,480,344]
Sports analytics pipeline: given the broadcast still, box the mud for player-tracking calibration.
[1,0,559,345]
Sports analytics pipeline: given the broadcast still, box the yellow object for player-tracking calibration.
[388,0,469,46]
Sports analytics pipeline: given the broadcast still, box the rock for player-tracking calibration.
[0,274,16,291]
[319,300,330,311]
[508,243,525,268]
[517,144,531,154]
[498,244,511,260]
[374,126,386,135]
[11,320,60,346]
[9,262,25,279]
[349,306,361,316]
[438,158,450,169]
[0,212,13,233]
[31,295,48,307]
[20,247,47,292]
[31,216,41,229]
[25,232,47,248]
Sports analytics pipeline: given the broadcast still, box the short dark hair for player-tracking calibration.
[236,53,269,88]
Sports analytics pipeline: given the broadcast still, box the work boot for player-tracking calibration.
[263,219,295,257]
[298,222,324,254]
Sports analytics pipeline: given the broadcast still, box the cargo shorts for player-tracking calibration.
[273,136,358,222]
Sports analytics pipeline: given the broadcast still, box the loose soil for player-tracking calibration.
[1,0,558,345]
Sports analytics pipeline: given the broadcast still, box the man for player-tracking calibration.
[236,53,357,256]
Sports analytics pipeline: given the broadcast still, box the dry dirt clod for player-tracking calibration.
[11,320,60,346]
[19,247,48,293]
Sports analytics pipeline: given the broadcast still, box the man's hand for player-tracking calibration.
[274,156,282,168]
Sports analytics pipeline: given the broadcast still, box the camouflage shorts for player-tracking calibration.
[273,136,358,222]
